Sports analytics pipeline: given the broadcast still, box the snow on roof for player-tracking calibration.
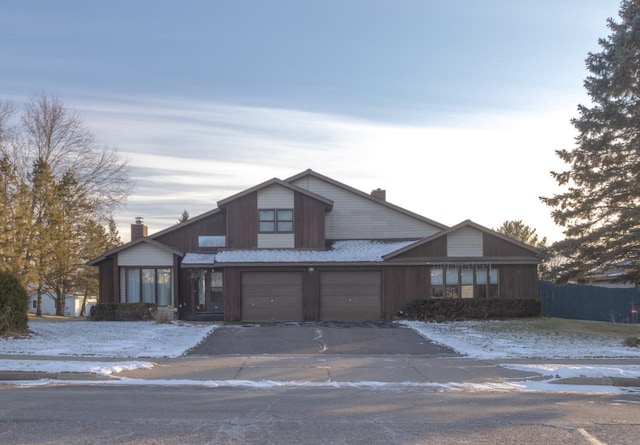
[181,253,217,266]
[215,240,417,263]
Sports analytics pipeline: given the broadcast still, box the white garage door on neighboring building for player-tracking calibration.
[241,272,304,322]
[320,271,382,321]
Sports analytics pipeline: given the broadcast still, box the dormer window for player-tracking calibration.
[259,209,293,233]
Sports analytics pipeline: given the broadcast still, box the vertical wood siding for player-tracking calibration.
[155,211,226,252]
[224,268,242,321]
[304,268,320,321]
[292,176,441,240]
[499,264,539,299]
[98,258,115,303]
[117,244,174,266]
[447,227,483,257]
[294,192,326,248]
[225,192,258,249]
[383,266,429,318]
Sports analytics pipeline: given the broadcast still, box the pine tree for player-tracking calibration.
[494,220,547,247]
[541,0,640,284]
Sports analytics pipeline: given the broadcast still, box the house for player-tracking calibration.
[28,293,97,317]
[89,169,540,322]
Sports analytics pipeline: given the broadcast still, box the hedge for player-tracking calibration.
[89,303,156,321]
[403,298,541,322]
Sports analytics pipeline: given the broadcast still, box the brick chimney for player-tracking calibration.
[371,188,386,201]
[131,216,148,241]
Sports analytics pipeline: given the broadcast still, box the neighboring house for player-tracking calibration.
[89,169,540,322]
[28,294,97,317]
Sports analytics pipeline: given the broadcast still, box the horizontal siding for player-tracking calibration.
[447,227,483,257]
[257,184,294,208]
[292,176,440,240]
[258,233,295,248]
[118,243,174,266]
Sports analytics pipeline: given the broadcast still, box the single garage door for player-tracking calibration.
[241,272,303,322]
[320,271,382,321]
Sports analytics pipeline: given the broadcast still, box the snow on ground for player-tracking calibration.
[0,321,215,358]
[401,320,640,359]
[1,320,640,393]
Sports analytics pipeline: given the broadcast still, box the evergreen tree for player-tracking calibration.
[541,0,640,284]
[0,93,132,315]
[494,220,547,247]
[177,209,189,224]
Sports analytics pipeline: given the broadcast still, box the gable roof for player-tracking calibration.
[217,177,334,209]
[383,219,541,260]
[87,237,184,266]
[286,169,449,231]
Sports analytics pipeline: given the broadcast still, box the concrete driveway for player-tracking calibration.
[187,321,457,356]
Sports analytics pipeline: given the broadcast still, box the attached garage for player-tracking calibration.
[320,271,382,321]
[241,272,304,322]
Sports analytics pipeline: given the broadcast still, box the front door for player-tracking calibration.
[208,271,224,314]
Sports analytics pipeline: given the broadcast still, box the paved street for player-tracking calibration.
[1,385,639,444]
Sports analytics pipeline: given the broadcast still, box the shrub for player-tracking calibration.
[624,336,640,347]
[89,303,156,321]
[0,270,29,335]
[403,298,541,322]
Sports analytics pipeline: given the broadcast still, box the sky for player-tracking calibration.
[0,0,624,242]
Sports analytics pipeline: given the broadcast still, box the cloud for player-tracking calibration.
[70,95,575,242]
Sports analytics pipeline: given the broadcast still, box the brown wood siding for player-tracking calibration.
[483,233,538,257]
[499,264,539,299]
[304,269,320,321]
[294,192,326,249]
[392,236,447,259]
[225,193,258,249]
[98,258,115,303]
[224,268,242,322]
[176,268,193,320]
[383,266,429,319]
[155,212,226,252]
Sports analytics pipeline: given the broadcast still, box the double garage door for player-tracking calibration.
[241,271,381,322]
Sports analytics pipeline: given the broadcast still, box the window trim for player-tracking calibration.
[122,267,173,306]
[258,208,294,234]
[430,266,499,299]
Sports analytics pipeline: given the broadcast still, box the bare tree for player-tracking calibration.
[0,93,133,315]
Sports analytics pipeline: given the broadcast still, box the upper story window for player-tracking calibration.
[259,209,293,233]
[198,235,226,248]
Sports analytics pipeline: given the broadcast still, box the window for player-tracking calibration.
[32,300,37,309]
[445,269,459,298]
[430,266,500,299]
[124,268,172,306]
[198,236,226,248]
[431,268,444,297]
[489,268,499,297]
[259,208,293,233]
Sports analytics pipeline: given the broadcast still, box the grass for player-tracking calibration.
[469,317,640,342]
[27,313,87,323]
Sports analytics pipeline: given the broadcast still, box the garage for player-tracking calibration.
[320,271,382,321]
[241,272,304,322]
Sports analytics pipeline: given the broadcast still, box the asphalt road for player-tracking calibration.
[187,322,456,356]
[1,386,639,444]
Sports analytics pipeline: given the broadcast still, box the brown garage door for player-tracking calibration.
[241,272,303,322]
[320,271,382,321]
